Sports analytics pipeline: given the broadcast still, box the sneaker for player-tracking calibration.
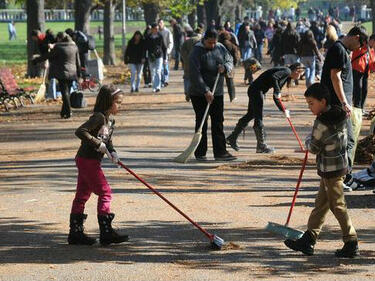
[195,155,208,162]
[343,183,352,192]
[214,152,237,161]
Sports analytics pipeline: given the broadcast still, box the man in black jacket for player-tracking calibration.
[170,19,185,71]
[145,23,167,93]
[189,29,236,161]
[226,63,304,153]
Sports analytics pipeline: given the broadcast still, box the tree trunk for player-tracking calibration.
[26,0,45,78]
[103,0,116,65]
[143,3,159,26]
[197,3,206,27]
[0,0,7,9]
[74,0,92,33]
[371,0,375,35]
[235,3,242,21]
[188,9,196,29]
[205,0,219,27]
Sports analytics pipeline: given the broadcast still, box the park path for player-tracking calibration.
[0,60,375,280]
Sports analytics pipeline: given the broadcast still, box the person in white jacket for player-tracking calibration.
[158,19,174,87]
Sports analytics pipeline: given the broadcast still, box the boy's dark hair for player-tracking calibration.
[347,25,368,47]
[304,83,331,104]
[204,28,218,40]
[94,84,124,113]
[369,33,375,41]
[151,23,158,29]
[65,28,74,37]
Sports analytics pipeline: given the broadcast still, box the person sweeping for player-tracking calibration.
[284,83,359,258]
[68,84,129,246]
[226,63,305,153]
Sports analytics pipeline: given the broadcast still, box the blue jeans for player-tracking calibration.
[149,57,163,91]
[161,59,169,85]
[301,56,316,87]
[255,43,263,63]
[241,47,252,61]
[129,63,144,91]
[47,78,61,100]
[284,54,299,65]
[183,76,190,95]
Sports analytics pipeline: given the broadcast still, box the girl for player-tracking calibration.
[298,30,323,87]
[124,31,146,92]
[226,63,305,153]
[68,84,128,246]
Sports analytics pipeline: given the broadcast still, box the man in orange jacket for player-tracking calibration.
[345,34,375,191]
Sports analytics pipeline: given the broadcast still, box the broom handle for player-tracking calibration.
[277,98,304,151]
[285,149,309,226]
[197,73,221,132]
[115,158,214,240]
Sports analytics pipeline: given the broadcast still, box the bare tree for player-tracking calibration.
[74,0,92,33]
[371,0,375,34]
[103,0,116,65]
[143,2,159,25]
[26,0,45,77]
[197,2,206,27]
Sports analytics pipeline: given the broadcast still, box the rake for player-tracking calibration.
[106,150,225,249]
[266,150,309,239]
[277,97,305,152]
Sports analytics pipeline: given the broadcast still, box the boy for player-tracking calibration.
[284,83,359,258]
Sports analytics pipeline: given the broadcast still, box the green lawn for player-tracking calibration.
[0,21,146,64]
[362,21,373,35]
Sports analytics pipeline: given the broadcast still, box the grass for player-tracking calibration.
[0,21,146,64]
[362,21,373,34]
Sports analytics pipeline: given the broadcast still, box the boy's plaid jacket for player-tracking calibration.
[306,105,348,178]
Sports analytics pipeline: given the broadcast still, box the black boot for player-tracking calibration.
[98,213,129,246]
[284,230,316,256]
[68,213,96,245]
[253,126,275,153]
[335,241,359,258]
[226,124,244,151]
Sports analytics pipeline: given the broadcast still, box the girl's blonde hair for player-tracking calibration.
[326,24,338,42]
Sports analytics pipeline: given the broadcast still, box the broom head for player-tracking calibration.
[174,131,202,163]
[266,222,304,240]
[34,83,46,103]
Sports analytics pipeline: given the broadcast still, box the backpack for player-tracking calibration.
[86,35,96,51]
[70,91,87,108]
[352,168,375,188]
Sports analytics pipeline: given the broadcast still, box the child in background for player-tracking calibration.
[243,57,261,86]
[68,84,129,246]
[284,83,359,258]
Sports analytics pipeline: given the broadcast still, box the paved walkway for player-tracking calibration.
[0,63,375,281]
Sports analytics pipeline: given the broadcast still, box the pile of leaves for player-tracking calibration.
[355,134,375,164]
[105,64,130,85]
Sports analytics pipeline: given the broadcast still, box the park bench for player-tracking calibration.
[0,68,35,111]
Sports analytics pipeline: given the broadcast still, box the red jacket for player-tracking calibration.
[351,45,375,74]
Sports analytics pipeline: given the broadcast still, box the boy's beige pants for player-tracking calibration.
[307,176,357,242]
